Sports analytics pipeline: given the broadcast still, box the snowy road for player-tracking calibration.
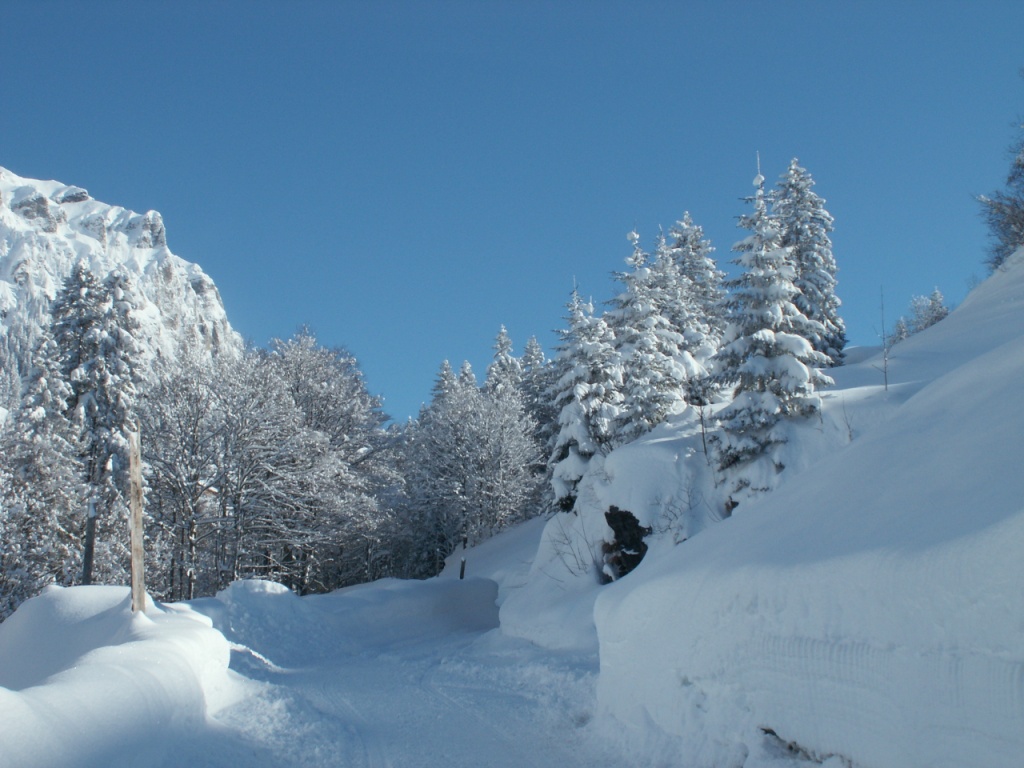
[174,578,619,768]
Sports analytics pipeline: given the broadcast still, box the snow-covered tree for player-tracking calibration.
[0,330,84,616]
[485,326,523,395]
[607,231,700,443]
[712,171,833,472]
[270,329,397,586]
[548,289,623,510]
[520,335,559,467]
[889,316,911,348]
[51,263,141,585]
[664,212,726,358]
[979,99,1024,271]
[401,358,542,575]
[139,351,224,600]
[772,159,846,364]
[909,288,949,334]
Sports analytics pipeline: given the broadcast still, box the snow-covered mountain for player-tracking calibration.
[0,166,239,373]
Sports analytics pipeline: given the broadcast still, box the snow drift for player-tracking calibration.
[0,586,238,768]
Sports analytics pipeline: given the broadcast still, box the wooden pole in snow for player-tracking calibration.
[128,430,146,613]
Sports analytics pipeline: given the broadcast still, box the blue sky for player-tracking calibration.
[3,1,1022,420]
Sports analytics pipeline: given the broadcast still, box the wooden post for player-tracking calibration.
[81,499,96,585]
[128,430,146,613]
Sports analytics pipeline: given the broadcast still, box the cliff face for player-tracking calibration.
[0,166,240,372]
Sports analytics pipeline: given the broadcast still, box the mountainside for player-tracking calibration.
[0,166,239,379]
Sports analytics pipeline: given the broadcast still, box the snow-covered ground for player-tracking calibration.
[2,253,1023,767]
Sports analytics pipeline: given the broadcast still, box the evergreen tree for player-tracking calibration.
[712,170,832,472]
[51,263,141,584]
[772,159,846,364]
[607,231,699,443]
[485,326,523,395]
[520,335,559,467]
[0,330,84,616]
[665,212,726,359]
[909,288,949,334]
[889,316,911,348]
[548,289,623,509]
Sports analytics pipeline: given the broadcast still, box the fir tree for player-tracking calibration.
[909,288,950,334]
[665,212,726,359]
[712,170,832,472]
[548,289,623,509]
[772,159,846,364]
[485,326,522,395]
[0,330,84,616]
[607,231,698,443]
[51,263,141,585]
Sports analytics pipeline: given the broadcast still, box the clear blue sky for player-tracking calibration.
[3,1,1022,420]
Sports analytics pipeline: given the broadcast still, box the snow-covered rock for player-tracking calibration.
[0,166,239,368]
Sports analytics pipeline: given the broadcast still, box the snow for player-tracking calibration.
[0,166,239,366]
[2,250,1023,765]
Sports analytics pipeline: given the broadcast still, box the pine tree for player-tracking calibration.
[548,289,623,509]
[485,326,523,395]
[520,335,559,465]
[51,263,141,584]
[909,288,949,334]
[607,231,698,443]
[712,170,832,471]
[665,212,726,359]
[889,316,911,348]
[772,159,846,364]
[0,330,84,616]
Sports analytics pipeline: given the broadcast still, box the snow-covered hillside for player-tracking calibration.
[1,253,1022,768]
[0,167,238,368]
[511,249,1024,767]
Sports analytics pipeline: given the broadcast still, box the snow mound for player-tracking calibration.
[0,586,239,768]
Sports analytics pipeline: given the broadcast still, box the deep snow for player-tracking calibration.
[2,253,1023,767]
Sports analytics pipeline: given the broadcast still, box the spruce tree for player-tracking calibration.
[0,330,84,616]
[607,231,698,443]
[665,212,726,359]
[712,170,832,472]
[772,159,846,364]
[548,289,623,509]
[485,326,523,395]
[51,263,141,584]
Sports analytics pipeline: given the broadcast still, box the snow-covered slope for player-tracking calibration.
[585,252,1024,767]
[0,166,239,368]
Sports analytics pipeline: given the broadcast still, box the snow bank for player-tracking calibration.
[0,586,238,768]
[592,254,1024,767]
